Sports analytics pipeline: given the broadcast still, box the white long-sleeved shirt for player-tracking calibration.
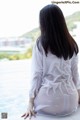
[29,41,80,98]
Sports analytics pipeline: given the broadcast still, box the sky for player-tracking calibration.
[0,0,80,38]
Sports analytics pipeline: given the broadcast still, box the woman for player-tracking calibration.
[21,4,80,119]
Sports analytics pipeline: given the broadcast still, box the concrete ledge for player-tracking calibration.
[31,106,80,120]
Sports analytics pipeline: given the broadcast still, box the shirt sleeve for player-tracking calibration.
[29,42,43,98]
[71,54,80,90]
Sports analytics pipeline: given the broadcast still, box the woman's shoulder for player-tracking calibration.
[34,37,44,54]
[71,52,79,59]
[70,52,79,64]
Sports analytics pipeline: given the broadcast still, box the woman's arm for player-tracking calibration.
[21,41,43,119]
[71,54,80,103]
[29,41,43,98]
[21,98,35,119]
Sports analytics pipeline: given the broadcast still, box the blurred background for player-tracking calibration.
[0,0,80,120]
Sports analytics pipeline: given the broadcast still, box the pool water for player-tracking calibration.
[0,59,31,120]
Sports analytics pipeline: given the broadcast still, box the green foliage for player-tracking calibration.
[0,52,9,59]
[21,28,40,42]
[0,47,32,60]
[66,11,80,31]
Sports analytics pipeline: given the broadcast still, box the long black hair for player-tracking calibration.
[37,4,79,60]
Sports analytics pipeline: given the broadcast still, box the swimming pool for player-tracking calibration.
[0,59,31,120]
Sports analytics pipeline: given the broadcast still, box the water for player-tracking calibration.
[0,59,32,120]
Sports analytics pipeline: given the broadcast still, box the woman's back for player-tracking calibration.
[21,4,80,119]
[29,3,80,116]
[33,42,79,116]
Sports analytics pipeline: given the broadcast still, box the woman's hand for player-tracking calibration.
[21,108,36,119]
[21,98,36,119]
